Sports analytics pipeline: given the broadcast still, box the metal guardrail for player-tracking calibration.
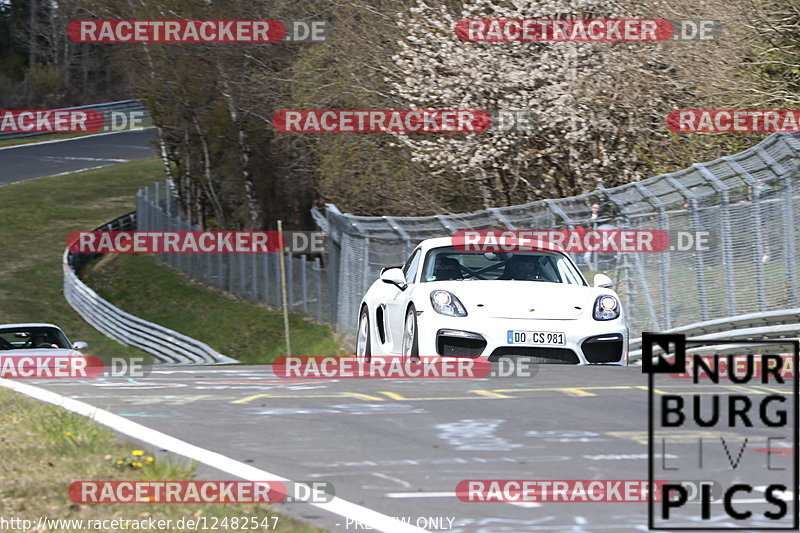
[628,308,800,362]
[0,99,150,140]
[63,212,238,365]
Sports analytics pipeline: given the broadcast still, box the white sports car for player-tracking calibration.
[0,323,88,356]
[356,237,627,365]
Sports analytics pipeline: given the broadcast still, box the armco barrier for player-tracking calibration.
[0,99,150,140]
[63,212,237,365]
[628,307,800,362]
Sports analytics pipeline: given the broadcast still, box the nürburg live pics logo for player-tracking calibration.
[643,333,799,529]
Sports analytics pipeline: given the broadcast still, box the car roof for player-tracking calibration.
[416,235,565,254]
[0,323,62,330]
[417,237,455,250]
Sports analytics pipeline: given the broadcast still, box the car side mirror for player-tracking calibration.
[380,267,407,291]
[593,274,613,288]
[72,341,88,350]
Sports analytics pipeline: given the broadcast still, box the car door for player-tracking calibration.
[385,247,421,353]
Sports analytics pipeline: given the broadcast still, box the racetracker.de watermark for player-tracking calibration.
[272,356,549,379]
[67,231,285,254]
[0,356,150,379]
[69,481,285,504]
[67,19,330,43]
[0,109,145,134]
[451,230,709,253]
[273,110,491,133]
[69,480,333,504]
[455,19,719,42]
[667,110,800,133]
[456,480,666,502]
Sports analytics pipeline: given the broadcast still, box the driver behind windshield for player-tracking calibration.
[499,255,544,281]
[30,334,53,348]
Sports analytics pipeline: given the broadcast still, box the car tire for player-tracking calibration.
[356,307,372,362]
[402,305,419,362]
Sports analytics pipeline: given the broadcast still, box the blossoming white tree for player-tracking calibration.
[388,0,673,207]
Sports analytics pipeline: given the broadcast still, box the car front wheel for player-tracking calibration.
[402,305,419,362]
[356,307,371,361]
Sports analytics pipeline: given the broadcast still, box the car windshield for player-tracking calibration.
[0,327,71,350]
[420,246,586,285]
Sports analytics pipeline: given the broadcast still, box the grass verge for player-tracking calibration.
[0,386,326,532]
[83,254,343,364]
[0,158,164,361]
[0,155,342,364]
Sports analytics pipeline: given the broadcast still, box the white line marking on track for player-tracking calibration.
[387,491,542,508]
[0,163,117,188]
[386,492,456,498]
[0,379,428,533]
[508,502,543,508]
[42,156,129,162]
[371,472,412,489]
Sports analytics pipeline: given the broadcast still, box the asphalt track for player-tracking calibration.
[4,128,796,531]
[27,364,797,532]
[0,129,157,185]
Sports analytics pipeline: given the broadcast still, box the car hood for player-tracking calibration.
[0,348,84,357]
[424,280,606,320]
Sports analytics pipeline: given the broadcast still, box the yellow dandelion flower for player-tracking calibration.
[145,457,155,463]
[116,460,124,465]
[132,450,144,456]
[131,462,143,468]
[65,432,72,436]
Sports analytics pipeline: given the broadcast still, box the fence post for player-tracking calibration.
[757,146,798,307]
[286,253,294,310]
[328,240,340,326]
[782,172,798,306]
[238,250,246,297]
[273,253,281,305]
[314,257,323,322]
[301,255,308,314]
[252,253,258,301]
[724,158,768,312]
[633,183,672,330]
[665,177,711,321]
[695,165,737,316]
[262,252,270,303]
[277,220,291,355]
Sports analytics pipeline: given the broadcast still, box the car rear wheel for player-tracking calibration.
[356,307,371,361]
[402,305,419,362]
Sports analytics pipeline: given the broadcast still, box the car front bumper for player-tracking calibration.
[417,312,628,365]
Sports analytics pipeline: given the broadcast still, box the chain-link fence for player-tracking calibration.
[137,132,800,340]
[314,132,800,336]
[136,183,330,324]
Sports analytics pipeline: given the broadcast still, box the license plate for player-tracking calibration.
[507,330,566,346]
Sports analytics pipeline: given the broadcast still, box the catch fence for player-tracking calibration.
[138,132,800,339]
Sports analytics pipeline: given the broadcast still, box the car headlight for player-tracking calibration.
[593,295,620,321]
[430,290,468,317]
